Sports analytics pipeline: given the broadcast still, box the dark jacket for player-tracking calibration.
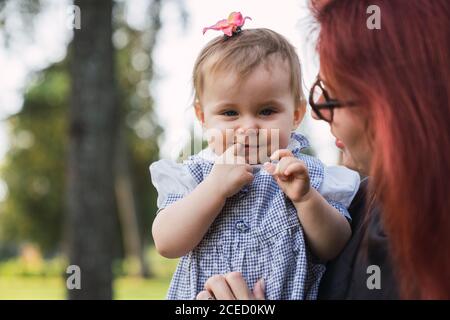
[318,178,400,299]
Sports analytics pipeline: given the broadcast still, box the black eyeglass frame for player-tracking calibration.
[308,77,357,122]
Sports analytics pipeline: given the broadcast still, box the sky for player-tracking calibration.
[0,0,341,200]
[0,0,70,156]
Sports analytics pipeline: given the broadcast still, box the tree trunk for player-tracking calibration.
[67,0,119,299]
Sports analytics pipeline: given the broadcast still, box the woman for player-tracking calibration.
[196,0,450,299]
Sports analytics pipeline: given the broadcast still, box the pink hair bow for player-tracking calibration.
[202,12,252,37]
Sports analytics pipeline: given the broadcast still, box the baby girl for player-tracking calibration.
[150,13,359,299]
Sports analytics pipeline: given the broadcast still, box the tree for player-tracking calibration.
[0,0,167,266]
[67,0,118,299]
[0,0,175,297]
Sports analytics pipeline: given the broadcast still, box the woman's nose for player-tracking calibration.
[311,108,320,120]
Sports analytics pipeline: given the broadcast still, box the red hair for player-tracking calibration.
[311,0,450,299]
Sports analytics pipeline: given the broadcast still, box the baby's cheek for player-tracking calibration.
[222,130,236,152]
[266,130,290,155]
[213,139,229,155]
[206,128,233,155]
[280,135,291,150]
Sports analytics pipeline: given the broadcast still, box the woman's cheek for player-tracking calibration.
[340,133,372,174]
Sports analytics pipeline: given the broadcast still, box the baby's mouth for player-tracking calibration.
[243,144,270,163]
[235,134,258,146]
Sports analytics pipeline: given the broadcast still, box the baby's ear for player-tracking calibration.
[194,101,205,124]
[293,99,306,128]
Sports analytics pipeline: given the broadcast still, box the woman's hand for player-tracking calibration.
[196,272,265,300]
[207,143,254,199]
[264,149,311,203]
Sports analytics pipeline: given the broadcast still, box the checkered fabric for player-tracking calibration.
[161,133,349,300]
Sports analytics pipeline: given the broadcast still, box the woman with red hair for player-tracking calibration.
[197,0,450,299]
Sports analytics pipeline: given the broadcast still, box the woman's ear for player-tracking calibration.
[292,99,306,129]
[194,101,205,125]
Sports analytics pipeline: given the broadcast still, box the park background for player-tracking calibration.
[0,0,341,299]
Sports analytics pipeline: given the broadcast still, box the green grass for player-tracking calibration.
[0,277,66,300]
[0,276,171,300]
[0,246,178,300]
[114,277,171,300]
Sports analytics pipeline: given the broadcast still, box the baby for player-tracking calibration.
[150,13,360,300]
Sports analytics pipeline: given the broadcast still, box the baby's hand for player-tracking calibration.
[207,143,254,199]
[264,149,311,203]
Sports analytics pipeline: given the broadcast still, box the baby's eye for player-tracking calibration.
[222,110,238,117]
[260,108,275,116]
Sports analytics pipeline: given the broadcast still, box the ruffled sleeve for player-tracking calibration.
[149,159,198,212]
[318,165,360,220]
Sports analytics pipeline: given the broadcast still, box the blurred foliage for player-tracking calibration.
[114,24,162,244]
[0,252,67,278]
[0,245,177,279]
[113,1,163,251]
[0,0,42,48]
[0,63,68,254]
[0,0,166,257]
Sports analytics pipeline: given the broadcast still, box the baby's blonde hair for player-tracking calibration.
[193,28,304,106]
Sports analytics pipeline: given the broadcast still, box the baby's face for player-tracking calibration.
[196,59,304,164]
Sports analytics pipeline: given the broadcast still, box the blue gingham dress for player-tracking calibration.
[155,133,352,300]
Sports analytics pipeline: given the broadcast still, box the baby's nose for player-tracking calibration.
[235,128,259,144]
[236,128,259,135]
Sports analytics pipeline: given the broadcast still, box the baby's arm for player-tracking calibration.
[152,176,226,258]
[152,143,253,259]
[292,189,351,261]
[266,149,353,261]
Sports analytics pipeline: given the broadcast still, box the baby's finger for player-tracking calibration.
[252,278,266,300]
[270,149,294,161]
[222,143,245,164]
[224,143,244,157]
[204,275,236,300]
[225,272,253,300]
[284,161,308,177]
[274,157,297,175]
[263,162,276,174]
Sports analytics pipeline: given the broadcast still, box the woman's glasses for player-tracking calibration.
[309,76,357,122]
